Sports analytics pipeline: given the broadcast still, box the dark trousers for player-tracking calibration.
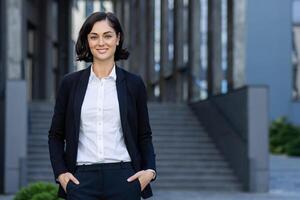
[66,162,141,200]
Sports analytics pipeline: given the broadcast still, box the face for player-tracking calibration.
[87,20,120,62]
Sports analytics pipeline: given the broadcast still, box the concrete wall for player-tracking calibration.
[0,0,6,192]
[0,0,28,194]
[244,0,294,123]
[4,81,27,193]
[190,86,269,192]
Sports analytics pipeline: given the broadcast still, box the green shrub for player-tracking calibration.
[14,182,62,200]
[31,193,54,200]
[269,117,300,156]
[286,137,300,156]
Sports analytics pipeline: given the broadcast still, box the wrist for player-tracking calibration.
[145,169,156,180]
[57,172,67,182]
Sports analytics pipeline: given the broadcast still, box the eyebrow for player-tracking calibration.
[89,31,114,35]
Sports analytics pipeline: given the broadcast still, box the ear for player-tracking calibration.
[116,33,120,46]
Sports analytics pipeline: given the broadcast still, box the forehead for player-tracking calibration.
[89,20,115,34]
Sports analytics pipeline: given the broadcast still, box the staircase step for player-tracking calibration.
[152,182,242,191]
[27,102,242,192]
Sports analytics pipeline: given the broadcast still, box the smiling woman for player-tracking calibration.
[75,12,129,63]
[48,12,156,200]
[87,21,120,63]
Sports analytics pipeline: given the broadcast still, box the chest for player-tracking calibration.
[80,79,120,123]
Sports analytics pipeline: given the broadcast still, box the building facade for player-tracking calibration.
[0,0,298,194]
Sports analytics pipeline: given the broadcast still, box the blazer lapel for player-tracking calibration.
[116,66,128,137]
[73,65,91,139]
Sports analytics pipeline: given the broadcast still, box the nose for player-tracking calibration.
[98,36,105,46]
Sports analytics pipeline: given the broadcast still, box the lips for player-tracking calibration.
[96,48,108,54]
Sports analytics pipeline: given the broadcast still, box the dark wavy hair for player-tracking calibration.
[75,12,130,62]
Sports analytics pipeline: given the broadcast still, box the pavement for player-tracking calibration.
[153,190,300,200]
[1,155,300,200]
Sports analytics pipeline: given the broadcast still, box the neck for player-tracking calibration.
[92,59,115,78]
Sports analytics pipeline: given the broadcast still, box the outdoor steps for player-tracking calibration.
[27,102,53,184]
[27,102,242,191]
[148,103,242,191]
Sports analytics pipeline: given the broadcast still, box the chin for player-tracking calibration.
[95,55,113,62]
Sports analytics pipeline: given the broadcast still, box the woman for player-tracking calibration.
[48,12,156,200]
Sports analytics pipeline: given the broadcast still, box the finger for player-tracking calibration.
[69,174,80,184]
[127,174,137,182]
[127,171,142,182]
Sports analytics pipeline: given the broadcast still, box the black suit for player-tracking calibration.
[48,65,156,199]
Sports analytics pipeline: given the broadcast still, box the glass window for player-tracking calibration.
[154,0,161,74]
[26,24,36,101]
[221,0,228,94]
[183,0,189,64]
[85,0,94,16]
[293,0,300,24]
[199,0,208,99]
[292,0,300,100]
[168,0,174,62]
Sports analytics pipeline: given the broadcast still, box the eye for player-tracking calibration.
[104,35,112,39]
[90,36,98,40]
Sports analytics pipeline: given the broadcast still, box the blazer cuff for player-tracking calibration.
[145,169,156,180]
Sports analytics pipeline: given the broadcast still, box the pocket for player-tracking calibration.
[135,178,141,192]
[66,180,73,193]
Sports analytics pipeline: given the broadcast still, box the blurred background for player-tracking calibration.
[0,0,300,199]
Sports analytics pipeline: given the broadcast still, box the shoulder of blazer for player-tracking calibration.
[60,66,90,87]
[117,66,145,95]
[118,66,144,86]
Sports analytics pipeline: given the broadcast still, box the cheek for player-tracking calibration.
[110,42,118,49]
[88,40,96,48]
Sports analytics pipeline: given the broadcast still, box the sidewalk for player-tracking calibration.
[0,196,13,200]
[270,155,300,193]
[1,155,300,200]
[153,190,300,200]
[150,155,300,200]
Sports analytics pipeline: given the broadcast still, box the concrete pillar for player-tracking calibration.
[45,0,56,101]
[39,0,55,100]
[233,0,246,88]
[294,26,300,99]
[207,0,223,96]
[128,0,147,80]
[174,0,184,102]
[129,0,139,74]
[138,0,147,81]
[145,0,155,97]
[1,0,28,194]
[227,0,234,91]
[121,0,131,71]
[174,0,184,68]
[159,0,169,101]
[57,0,72,85]
[6,0,23,80]
[114,0,122,20]
[113,0,124,71]
[188,0,201,101]
[5,81,27,193]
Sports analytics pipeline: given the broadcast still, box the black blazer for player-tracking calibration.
[48,65,156,199]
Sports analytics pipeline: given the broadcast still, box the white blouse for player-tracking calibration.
[76,65,131,165]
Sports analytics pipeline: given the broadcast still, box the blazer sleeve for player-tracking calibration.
[48,76,69,181]
[136,77,156,178]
